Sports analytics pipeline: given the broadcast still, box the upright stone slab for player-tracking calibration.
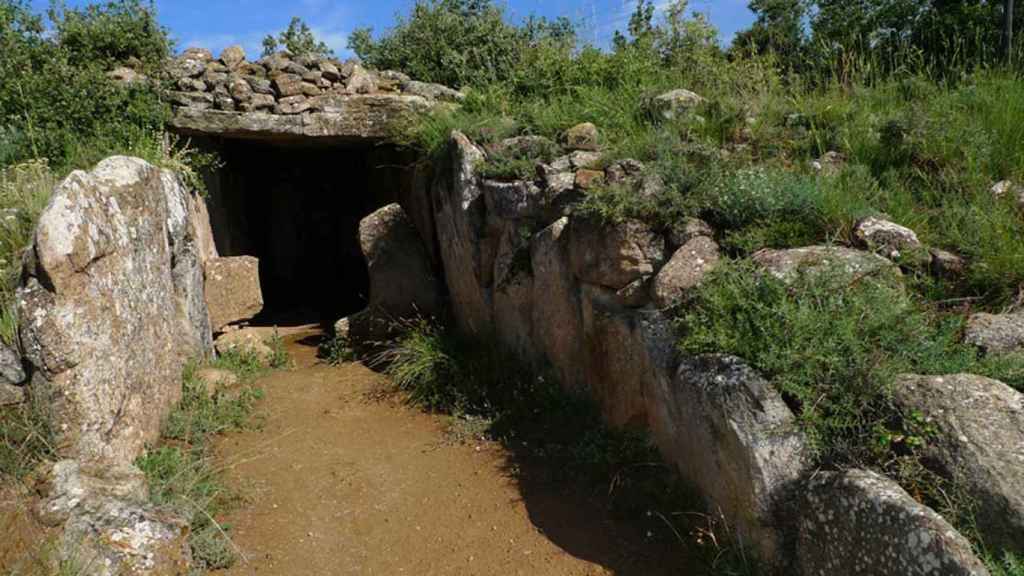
[204,256,264,332]
[530,218,585,391]
[17,157,212,465]
[894,374,1024,554]
[359,203,440,319]
[580,287,676,428]
[433,132,494,335]
[651,354,809,565]
[799,469,990,576]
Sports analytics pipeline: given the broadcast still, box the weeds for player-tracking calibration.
[986,552,1024,576]
[0,384,54,480]
[319,334,355,366]
[138,341,287,573]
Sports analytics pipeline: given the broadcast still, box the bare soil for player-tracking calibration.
[214,328,692,576]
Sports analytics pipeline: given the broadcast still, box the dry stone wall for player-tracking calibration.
[157,46,463,142]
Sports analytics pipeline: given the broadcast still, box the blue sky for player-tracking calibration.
[31,0,755,59]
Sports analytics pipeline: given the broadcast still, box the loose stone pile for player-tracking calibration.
[150,45,463,116]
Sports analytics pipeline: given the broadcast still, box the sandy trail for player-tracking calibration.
[213,328,689,576]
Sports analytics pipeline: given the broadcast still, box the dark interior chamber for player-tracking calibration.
[201,138,420,327]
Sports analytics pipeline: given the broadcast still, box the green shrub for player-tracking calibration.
[0,0,171,172]
[0,160,55,347]
[677,260,1024,465]
[48,0,170,70]
[987,552,1024,576]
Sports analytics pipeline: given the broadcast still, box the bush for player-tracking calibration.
[678,260,1023,465]
[0,0,171,172]
[48,0,170,69]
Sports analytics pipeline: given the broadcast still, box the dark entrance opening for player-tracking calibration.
[199,137,427,328]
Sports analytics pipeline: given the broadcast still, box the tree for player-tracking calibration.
[348,0,550,89]
[262,16,333,57]
[732,0,807,72]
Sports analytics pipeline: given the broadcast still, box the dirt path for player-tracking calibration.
[213,329,689,576]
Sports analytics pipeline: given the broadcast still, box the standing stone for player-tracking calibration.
[17,157,212,465]
[358,204,440,320]
[650,236,720,309]
[219,45,246,68]
[204,256,264,333]
[433,132,493,335]
[531,218,585,391]
[893,374,1024,555]
[799,469,990,576]
[653,354,809,565]
[581,287,674,428]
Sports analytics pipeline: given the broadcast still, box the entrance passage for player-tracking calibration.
[214,330,688,576]
[201,138,423,326]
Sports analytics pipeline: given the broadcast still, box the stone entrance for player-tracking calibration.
[195,138,424,325]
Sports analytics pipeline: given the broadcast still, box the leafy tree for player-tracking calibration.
[47,0,171,70]
[349,0,526,88]
[262,16,333,57]
[731,0,808,72]
[0,0,169,170]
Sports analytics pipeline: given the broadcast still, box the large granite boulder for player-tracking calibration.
[853,216,925,261]
[752,245,898,283]
[799,469,990,576]
[893,374,1024,554]
[964,312,1024,354]
[651,354,809,565]
[37,460,192,576]
[204,256,263,333]
[17,157,213,465]
[433,132,493,335]
[359,203,440,320]
[568,217,665,290]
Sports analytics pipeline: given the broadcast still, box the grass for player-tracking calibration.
[0,160,57,347]
[987,552,1024,576]
[0,384,55,480]
[376,320,758,575]
[137,342,288,574]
